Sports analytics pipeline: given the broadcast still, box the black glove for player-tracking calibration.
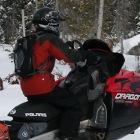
[66,40,82,49]
[66,41,74,49]
[80,50,100,65]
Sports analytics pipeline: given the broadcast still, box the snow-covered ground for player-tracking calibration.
[0,34,140,139]
[113,33,140,54]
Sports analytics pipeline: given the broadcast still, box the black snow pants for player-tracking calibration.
[26,86,83,137]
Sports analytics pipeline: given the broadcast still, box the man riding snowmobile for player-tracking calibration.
[0,6,126,140]
[18,6,101,140]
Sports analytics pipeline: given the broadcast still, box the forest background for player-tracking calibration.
[0,0,140,54]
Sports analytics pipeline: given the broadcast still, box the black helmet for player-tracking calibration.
[32,7,64,34]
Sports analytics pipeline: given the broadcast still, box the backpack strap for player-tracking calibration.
[35,31,46,40]
[32,32,55,74]
[35,56,55,74]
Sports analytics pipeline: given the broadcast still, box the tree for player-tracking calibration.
[135,0,140,34]
[0,0,32,44]
[0,0,139,46]
[58,0,95,42]
[96,0,104,39]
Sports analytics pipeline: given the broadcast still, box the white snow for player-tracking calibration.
[113,34,140,54]
[0,35,140,139]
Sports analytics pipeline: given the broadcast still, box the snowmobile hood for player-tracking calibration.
[106,69,140,94]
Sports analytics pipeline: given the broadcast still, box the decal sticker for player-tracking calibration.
[9,109,16,114]
[115,93,140,101]
[25,113,47,117]
[22,131,28,137]
[114,93,140,105]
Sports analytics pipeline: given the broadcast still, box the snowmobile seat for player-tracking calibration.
[8,101,62,122]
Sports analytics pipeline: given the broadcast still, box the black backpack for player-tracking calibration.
[14,32,53,77]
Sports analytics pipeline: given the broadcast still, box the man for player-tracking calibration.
[20,7,100,140]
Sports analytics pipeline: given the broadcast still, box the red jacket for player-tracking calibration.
[20,32,84,96]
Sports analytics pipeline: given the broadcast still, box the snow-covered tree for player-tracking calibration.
[136,11,140,34]
[0,0,140,45]
[58,0,95,42]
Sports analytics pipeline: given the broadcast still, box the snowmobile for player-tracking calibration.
[1,39,140,140]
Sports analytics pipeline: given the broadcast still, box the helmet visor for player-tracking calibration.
[44,11,65,21]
